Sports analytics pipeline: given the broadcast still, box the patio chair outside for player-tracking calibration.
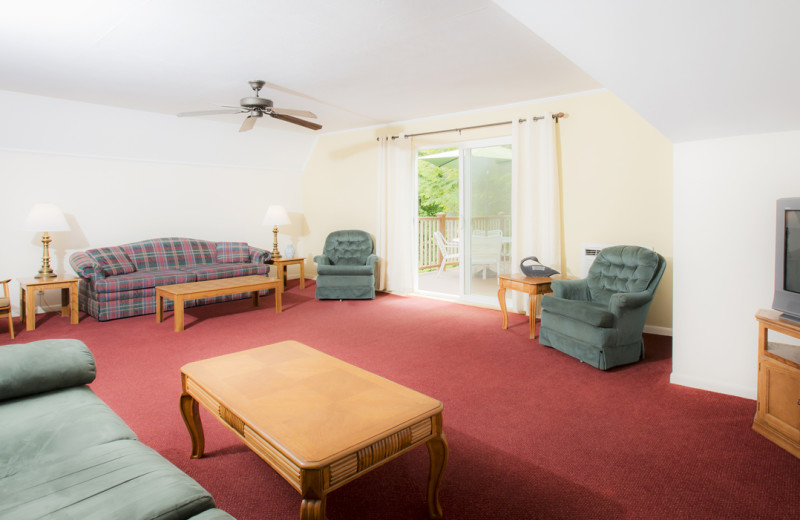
[433,231,459,277]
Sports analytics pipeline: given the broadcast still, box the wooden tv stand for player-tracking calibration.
[753,309,800,459]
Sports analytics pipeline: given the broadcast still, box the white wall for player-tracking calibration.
[0,90,316,315]
[672,129,800,399]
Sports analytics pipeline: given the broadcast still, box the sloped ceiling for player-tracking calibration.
[494,0,800,142]
[0,0,599,136]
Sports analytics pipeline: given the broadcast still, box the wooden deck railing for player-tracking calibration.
[418,213,511,271]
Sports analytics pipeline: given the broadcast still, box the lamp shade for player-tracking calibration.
[24,203,70,232]
[262,205,290,226]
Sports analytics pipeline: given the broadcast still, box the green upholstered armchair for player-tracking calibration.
[539,245,666,370]
[314,230,379,300]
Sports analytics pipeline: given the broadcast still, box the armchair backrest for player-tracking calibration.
[587,245,664,303]
[323,230,374,265]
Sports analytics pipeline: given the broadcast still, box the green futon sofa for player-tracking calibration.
[0,339,234,520]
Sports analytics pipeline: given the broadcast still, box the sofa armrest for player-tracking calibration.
[0,340,97,401]
[249,246,270,264]
[551,278,590,301]
[69,251,104,281]
[314,254,332,266]
[366,254,379,267]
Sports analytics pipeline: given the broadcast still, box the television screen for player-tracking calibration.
[786,210,800,294]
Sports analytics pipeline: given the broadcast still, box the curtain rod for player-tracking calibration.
[379,112,565,141]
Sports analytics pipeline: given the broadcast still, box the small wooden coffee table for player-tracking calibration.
[156,275,282,332]
[180,341,448,519]
[497,273,556,339]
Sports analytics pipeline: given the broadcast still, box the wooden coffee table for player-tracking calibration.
[156,275,282,332]
[180,341,448,519]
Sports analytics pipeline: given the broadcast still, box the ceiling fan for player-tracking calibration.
[177,80,322,132]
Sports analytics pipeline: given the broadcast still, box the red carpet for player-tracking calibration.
[5,280,799,519]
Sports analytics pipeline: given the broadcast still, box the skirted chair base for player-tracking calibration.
[315,274,375,300]
[538,327,644,370]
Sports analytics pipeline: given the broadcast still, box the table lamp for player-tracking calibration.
[263,205,290,260]
[25,203,70,279]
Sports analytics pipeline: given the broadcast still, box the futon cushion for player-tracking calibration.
[0,340,96,401]
[215,242,251,263]
[541,296,615,328]
[87,247,136,276]
[0,386,135,475]
[0,439,216,520]
[0,296,8,307]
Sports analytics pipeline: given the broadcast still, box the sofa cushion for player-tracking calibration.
[215,242,251,263]
[122,240,166,270]
[0,386,136,476]
[0,439,216,520]
[180,238,216,265]
[87,246,136,276]
[184,263,269,281]
[0,340,96,401]
[93,270,196,294]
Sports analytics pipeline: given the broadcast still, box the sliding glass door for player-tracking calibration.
[416,138,512,304]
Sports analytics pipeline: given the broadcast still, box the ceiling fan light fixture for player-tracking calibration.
[179,80,321,131]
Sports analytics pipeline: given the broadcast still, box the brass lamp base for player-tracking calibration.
[271,225,282,260]
[35,231,58,279]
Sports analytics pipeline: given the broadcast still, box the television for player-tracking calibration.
[773,197,800,322]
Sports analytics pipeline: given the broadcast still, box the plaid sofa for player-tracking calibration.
[69,237,270,321]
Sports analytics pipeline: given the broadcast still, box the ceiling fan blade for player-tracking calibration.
[177,109,244,117]
[270,113,322,131]
[239,115,258,132]
[272,107,317,119]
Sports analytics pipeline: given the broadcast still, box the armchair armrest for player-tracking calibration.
[314,254,332,266]
[608,291,654,314]
[0,340,96,401]
[366,254,379,267]
[551,278,590,301]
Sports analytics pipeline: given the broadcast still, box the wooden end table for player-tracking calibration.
[19,276,80,331]
[269,257,306,289]
[156,275,282,332]
[497,274,556,339]
[180,341,448,519]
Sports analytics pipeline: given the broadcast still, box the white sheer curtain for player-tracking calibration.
[376,136,415,294]
[511,114,562,312]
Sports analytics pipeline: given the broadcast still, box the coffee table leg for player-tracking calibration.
[275,287,282,313]
[156,292,163,323]
[300,469,326,520]
[426,414,448,519]
[179,391,205,459]
[174,297,185,332]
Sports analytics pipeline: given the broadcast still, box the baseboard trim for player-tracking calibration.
[669,372,756,400]
[644,325,672,336]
